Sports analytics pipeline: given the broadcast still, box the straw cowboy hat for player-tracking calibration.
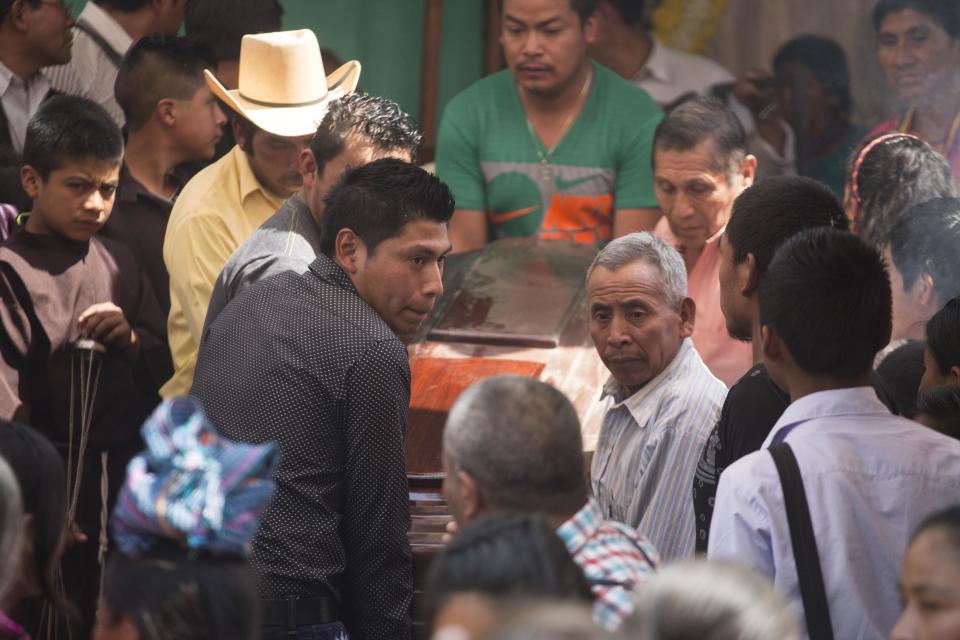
[205,29,361,138]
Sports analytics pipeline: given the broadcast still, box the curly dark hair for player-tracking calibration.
[310,92,423,172]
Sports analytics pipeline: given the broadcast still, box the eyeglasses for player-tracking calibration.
[36,0,74,17]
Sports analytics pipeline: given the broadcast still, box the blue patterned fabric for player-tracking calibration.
[112,396,279,557]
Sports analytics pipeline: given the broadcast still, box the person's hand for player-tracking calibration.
[732,70,777,120]
[78,302,137,352]
[65,522,88,548]
[442,519,459,545]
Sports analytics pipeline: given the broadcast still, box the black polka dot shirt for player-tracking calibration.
[192,253,413,640]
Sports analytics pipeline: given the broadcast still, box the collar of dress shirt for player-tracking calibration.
[234,145,285,207]
[556,498,603,555]
[0,60,48,98]
[77,1,134,56]
[308,252,357,294]
[601,338,695,425]
[632,36,670,84]
[760,386,894,448]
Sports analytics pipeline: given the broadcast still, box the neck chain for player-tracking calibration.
[523,66,593,184]
[899,107,960,155]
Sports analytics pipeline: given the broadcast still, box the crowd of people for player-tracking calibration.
[1,0,960,638]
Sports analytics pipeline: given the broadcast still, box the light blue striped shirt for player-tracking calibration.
[591,338,726,562]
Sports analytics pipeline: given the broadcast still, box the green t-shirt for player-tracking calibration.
[436,62,663,245]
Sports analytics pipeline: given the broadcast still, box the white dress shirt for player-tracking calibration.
[0,62,50,153]
[592,338,726,561]
[630,37,734,107]
[708,386,960,639]
[44,1,131,127]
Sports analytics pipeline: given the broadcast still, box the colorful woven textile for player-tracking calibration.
[112,397,279,557]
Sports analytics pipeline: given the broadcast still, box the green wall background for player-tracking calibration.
[70,0,486,130]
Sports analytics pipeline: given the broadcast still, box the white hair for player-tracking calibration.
[587,232,688,308]
[0,454,22,600]
[626,560,801,640]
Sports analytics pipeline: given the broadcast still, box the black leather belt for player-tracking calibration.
[260,596,340,628]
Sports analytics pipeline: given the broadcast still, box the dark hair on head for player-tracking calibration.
[184,0,283,63]
[653,96,747,176]
[758,228,892,378]
[497,0,597,24]
[848,134,957,248]
[926,296,960,375]
[875,340,926,418]
[101,542,259,640]
[911,504,960,549]
[22,95,123,180]
[726,175,848,277]
[115,36,216,132]
[310,92,423,174]
[426,513,593,620]
[602,0,651,27]
[773,35,852,117]
[320,158,454,257]
[889,198,960,307]
[444,377,587,516]
[0,420,71,615]
[916,385,960,440]
[873,0,960,38]
[93,0,152,11]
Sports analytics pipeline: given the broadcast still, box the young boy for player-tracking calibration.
[103,35,228,316]
[0,95,170,637]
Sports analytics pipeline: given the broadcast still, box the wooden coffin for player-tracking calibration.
[404,238,608,633]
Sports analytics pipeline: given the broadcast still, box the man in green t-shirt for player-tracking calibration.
[436,0,663,253]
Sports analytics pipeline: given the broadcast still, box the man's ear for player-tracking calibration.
[760,324,783,365]
[918,272,937,308]
[231,119,246,150]
[582,10,599,45]
[742,252,761,296]
[950,365,960,385]
[298,149,319,188]
[157,98,177,127]
[20,165,42,199]
[334,228,364,275]
[739,154,758,188]
[678,297,696,338]
[457,471,485,524]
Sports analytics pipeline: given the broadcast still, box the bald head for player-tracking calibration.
[443,376,586,516]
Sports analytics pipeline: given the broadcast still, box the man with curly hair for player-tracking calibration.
[202,93,423,332]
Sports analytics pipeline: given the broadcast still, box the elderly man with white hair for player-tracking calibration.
[589,232,726,561]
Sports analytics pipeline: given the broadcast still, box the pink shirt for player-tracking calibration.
[655,218,752,387]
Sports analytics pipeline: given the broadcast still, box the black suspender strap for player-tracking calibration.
[769,443,835,640]
[75,20,124,68]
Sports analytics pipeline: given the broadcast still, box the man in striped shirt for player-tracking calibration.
[442,376,657,631]
[589,232,726,561]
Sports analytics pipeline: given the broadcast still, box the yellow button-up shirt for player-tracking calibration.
[161,145,285,397]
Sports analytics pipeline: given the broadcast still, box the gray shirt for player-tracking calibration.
[203,193,320,334]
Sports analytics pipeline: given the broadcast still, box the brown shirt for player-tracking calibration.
[0,230,170,450]
[100,164,176,316]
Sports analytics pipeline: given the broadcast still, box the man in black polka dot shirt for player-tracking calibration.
[192,158,454,640]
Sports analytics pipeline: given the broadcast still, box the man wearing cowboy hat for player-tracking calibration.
[161,29,360,398]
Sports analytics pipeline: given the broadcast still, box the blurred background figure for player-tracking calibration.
[920,296,960,392]
[624,560,800,640]
[0,452,22,636]
[588,0,733,108]
[891,505,960,640]
[0,420,69,640]
[870,0,960,183]
[844,133,956,247]
[94,398,278,640]
[427,513,594,634]
[739,35,866,198]
[915,385,960,440]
